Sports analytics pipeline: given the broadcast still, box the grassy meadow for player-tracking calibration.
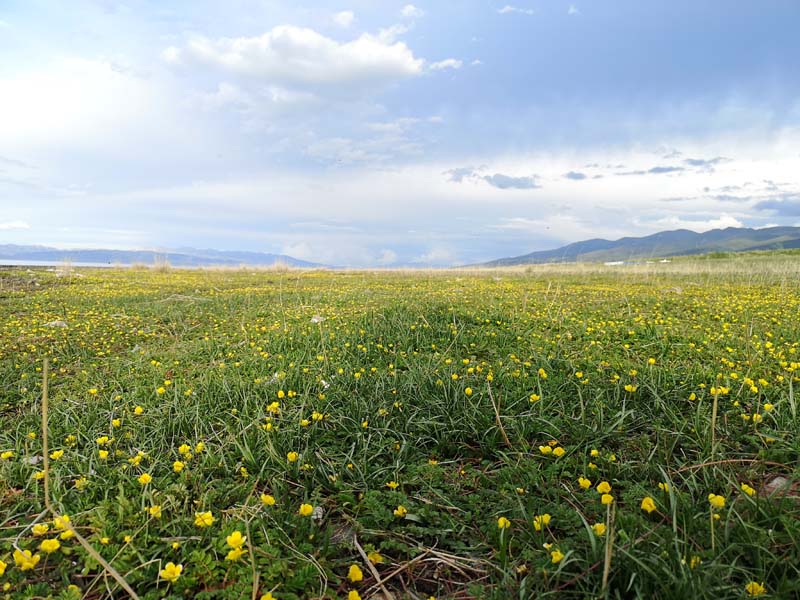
[1,258,799,599]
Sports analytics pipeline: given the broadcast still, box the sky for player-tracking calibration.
[1,1,800,267]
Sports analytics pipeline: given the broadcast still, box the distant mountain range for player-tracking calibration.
[0,244,325,268]
[482,226,800,266]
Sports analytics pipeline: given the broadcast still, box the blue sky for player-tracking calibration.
[2,1,800,266]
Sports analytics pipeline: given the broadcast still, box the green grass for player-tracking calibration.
[0,263,798,599]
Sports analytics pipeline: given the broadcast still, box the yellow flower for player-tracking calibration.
[137,473,152,485]
[0,450,13,460]
[194,511,215,527]
[173,460,185,473]
[596,481,611,494]
[226,531,246,549]
[740,483,756,497]
[590,449,600,457]
[149,505,162,518]
[298,503,314,517]
[367,551,383,564]
[99,450,109,460]
[464,387,473,396]
[640,497,657,514]
[0,559,5,576]
[745,582,766,597]
[133,405,143,415]
[160,562,183,583]
[601,494,614,505]
[287,451,299,463]
[592,523,606,536]
[552,447,565,457]
[53,515,71,530]
[658,482,670,492]
[40,538,61,553]
[348,591,362,600]
[497,516,511,529]
[763,403,774,412]
[348,564,364,582]
[578,477,591,490]
[538,368,548,379]
[539,445,553,455]
[708,493,725,509]
[533,514,551,531]
[225,547,247,561]
[33,524,50,536]
[49,449,64,460]
[195,442,205,453]
[550,549,565,564]
[394,505,408,518]
[260,594,275,600]
[529,393,540,402]
[386,481,400,490]
[13,549,41,571]
[112,418,121,427]
[261,493,276,506]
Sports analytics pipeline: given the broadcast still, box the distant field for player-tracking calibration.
[1,261,799,599]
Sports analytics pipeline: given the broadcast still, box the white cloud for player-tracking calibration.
[429,59,462,71]
[471,59,483,66]
[0,220,30,230]
[377,23,410,43]
[0,58,191,156]
[498,5,535,15]
[164,26,424,89]
[401,5,425,18]
[640,214,744,233]
[414,246,458,265]
[333,11,355,27]
[377,249,398,265]
[568,5,581,15]
[281,241,315,261]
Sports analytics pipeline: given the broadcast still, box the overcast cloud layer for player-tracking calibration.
[2,1,800,266]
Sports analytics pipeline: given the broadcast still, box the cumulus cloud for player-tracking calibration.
[498,5,535,15]
[429,59,462,71]
[564,171,587,180]
[163,26,424,89]
[568,5,581,15]
[401,5,425,18]
[0,220,30,230]
[332,11,355,27]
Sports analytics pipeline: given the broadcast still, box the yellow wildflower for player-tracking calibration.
[194,511,215,527]
[160,562,183,583]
